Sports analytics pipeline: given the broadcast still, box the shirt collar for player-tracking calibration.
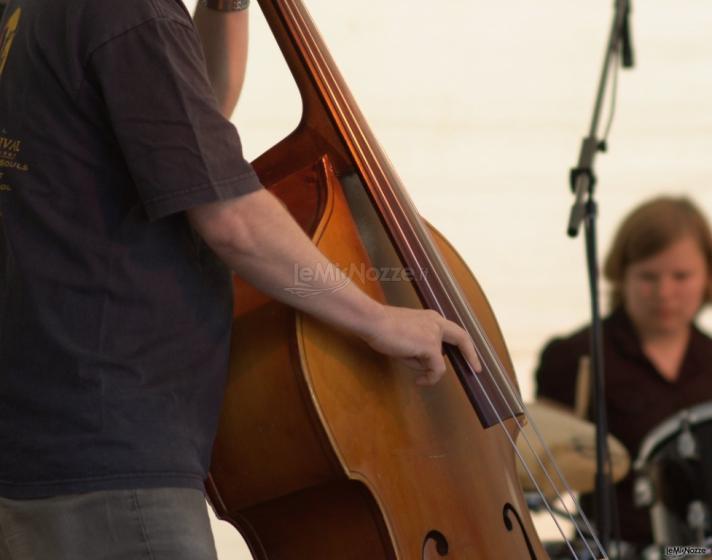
[607,305,706,382]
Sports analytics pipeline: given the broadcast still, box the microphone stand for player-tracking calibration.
[567,0,634,555]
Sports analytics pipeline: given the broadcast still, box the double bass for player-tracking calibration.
[206,1,604,558]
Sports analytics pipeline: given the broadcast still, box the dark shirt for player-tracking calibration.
[535,307,712,545]
[0,0,261,497]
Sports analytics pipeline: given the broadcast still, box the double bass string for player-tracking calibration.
[378,184,605,557]
[400,195,606,557]
[282,1,606,557]
[407,216,606,560]
[287,0,591,553]
[434,269,608,560]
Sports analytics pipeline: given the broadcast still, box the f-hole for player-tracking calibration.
[503,503,538,559]
[422,529,449,558]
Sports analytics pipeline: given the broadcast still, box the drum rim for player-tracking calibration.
[634,400,712,470]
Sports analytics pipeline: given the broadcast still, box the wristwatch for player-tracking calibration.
[201,0,250,11]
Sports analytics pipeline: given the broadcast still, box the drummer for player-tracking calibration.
[535,196,712,548]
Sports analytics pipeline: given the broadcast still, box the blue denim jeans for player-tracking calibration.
[0,487,219,560]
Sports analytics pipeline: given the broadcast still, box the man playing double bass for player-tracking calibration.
[0,0,480,558]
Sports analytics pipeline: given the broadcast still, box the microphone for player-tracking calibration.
[621,2,635,68]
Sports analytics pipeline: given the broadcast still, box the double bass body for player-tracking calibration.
[207,1,549,558]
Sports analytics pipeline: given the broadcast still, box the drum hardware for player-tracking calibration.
[634,474,655,508]
[634,401,712,551]
[686,500,709,544]
[677,418,698,460]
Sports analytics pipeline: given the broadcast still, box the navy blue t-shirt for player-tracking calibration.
[0,0,262,497]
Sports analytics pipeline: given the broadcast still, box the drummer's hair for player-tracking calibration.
[604,196,712,309]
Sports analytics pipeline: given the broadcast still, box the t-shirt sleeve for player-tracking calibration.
[87,17,262,220]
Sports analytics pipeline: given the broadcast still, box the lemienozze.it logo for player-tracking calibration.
[665,545,712,558]
[285,263,428,298]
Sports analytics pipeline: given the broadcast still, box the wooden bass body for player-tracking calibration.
[207,1,551,558]
[207,157,546,559]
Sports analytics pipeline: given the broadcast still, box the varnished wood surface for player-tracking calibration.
[208,157,547,558]
[207,0,551,557]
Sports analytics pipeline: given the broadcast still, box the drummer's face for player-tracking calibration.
[623,235,709,337]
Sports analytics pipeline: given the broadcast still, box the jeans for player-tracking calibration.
[0,487,219,560]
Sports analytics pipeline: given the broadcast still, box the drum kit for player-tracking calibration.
[518,400,712,560]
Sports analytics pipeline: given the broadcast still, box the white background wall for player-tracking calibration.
[182,0,712,556]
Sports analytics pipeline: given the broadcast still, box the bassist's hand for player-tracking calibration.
[361,306,482,386]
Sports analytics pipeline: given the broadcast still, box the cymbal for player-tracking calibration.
[516,400,630,499]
